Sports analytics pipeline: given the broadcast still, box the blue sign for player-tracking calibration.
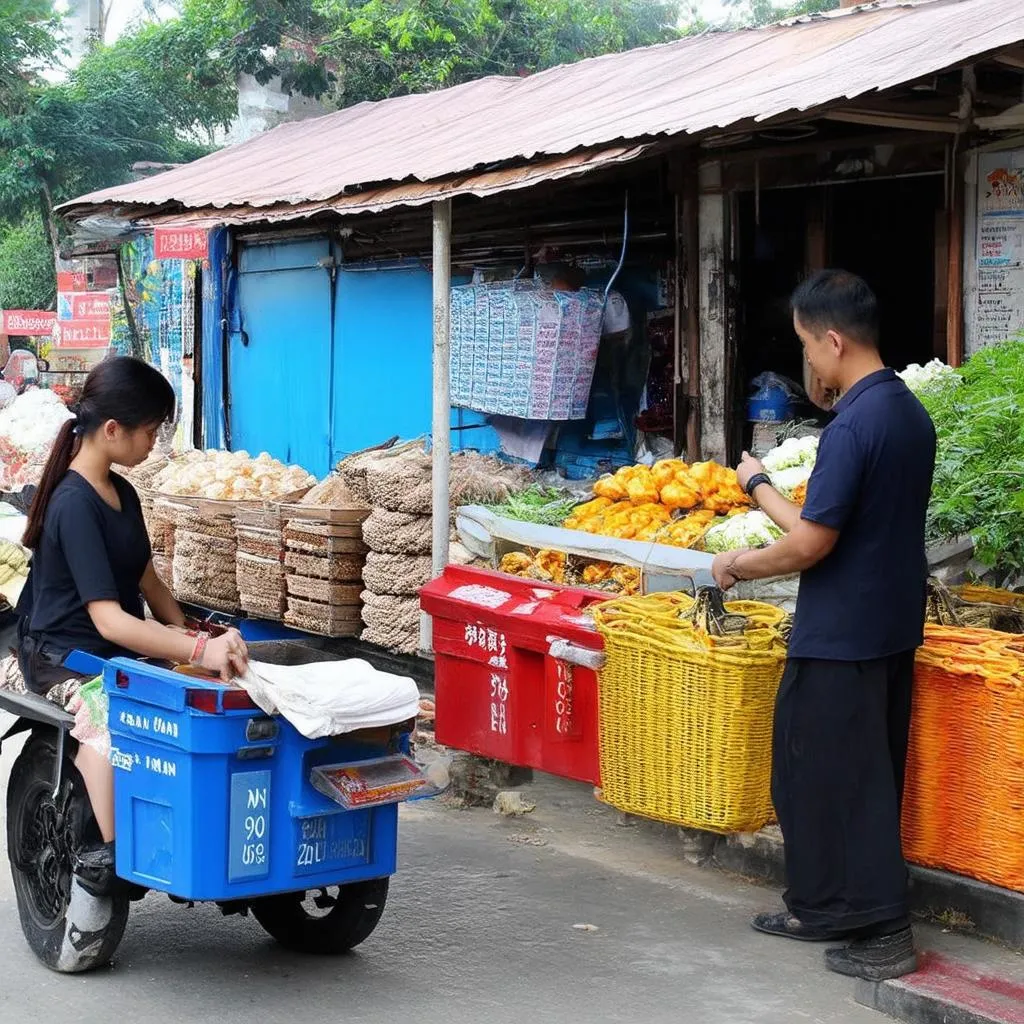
[228,770,272,882]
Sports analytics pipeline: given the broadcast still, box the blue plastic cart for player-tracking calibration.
[0,640,415,972]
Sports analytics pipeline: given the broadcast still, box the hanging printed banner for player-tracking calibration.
[53,319,112,348]
[56,271,88,293]
[154,227,209,260]
[58,292,112,321]
[1,310,57,336]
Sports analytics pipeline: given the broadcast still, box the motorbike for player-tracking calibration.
[0,630,419,973]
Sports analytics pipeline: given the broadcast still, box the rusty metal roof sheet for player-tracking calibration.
[60,0,1024,218]
[130,145,651,227]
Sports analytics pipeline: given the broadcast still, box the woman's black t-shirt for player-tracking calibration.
[16,470,151,660]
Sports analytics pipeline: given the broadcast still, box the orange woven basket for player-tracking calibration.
[901,625,1024,892]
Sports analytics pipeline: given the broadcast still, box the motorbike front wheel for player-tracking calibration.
[251,878,389,954]
[7,733,129,972]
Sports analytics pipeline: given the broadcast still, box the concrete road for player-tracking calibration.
[0,730,878,1024]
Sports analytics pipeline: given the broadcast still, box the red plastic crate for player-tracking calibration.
[420,565,608,786]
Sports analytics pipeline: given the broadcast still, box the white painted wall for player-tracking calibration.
[216,74,333,147]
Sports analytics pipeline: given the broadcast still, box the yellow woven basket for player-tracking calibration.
[594,594,786,834]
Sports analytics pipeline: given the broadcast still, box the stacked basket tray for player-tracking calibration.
[281,503,369,636]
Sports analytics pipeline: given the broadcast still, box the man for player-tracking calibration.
[711,270,936,982]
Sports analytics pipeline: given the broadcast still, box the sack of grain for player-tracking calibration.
[362,509,431,556]
[337,440,416,503]
[299,473,368,509]
[364,447,529,516]
[360,591,420,654]
[362,551,432,596]
[361,590,420,633]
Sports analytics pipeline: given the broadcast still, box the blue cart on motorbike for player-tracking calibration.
[0,639,421,973]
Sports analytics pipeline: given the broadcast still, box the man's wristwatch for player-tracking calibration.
[744,472,772,498]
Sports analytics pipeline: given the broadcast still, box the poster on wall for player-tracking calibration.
[976,154,1024,348]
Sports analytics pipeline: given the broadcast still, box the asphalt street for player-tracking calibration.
[0,728,879,1024]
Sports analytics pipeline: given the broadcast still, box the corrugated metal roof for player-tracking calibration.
[60,0,1024,218]
[133,145,651,227]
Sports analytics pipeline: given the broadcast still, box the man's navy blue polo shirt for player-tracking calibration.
[788,368,937,661]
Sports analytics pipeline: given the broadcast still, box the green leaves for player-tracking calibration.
[921,338,1024,573]
[0,212,55,309]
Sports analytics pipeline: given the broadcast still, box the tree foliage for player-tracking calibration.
[0,212,56,310]
[724,0,839,28]
[315,0,684,104]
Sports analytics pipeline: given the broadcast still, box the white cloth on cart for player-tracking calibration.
[238,658,420,739]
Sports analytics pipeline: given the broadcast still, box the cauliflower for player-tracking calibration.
[703,510,783,553]
[897,358,960,394]
[761,436,819,473]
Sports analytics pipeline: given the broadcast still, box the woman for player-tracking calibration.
[7,356,248,890]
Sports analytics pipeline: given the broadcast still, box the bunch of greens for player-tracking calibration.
[487,486,582,527]
[920,338,1024,571]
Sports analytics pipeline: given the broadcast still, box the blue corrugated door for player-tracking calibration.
[230,237,333,476]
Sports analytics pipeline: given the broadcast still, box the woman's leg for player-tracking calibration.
[75,744,115,843]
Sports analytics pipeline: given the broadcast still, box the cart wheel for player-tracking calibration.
[251,878,389,954]
[7,734,129,973]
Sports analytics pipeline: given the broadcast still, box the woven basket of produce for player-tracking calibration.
[362,551,432,596]
[926,578,1024,634]
[593,589,787,834]
[902,624,1024,892]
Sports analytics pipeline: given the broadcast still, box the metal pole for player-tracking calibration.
[422,198,452,654]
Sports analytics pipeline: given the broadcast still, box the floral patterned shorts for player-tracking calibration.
[1,654,110,757]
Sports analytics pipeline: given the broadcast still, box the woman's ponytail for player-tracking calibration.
[23,417,79,549]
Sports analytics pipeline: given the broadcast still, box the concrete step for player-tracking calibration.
[856,928,1024,1024]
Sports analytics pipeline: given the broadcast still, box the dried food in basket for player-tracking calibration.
[236,525,285,561]
[284,523,366,555]
[285,596,362,637]
[286,575,362,606]
[284,550,365,582]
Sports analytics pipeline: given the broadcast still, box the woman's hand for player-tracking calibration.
[200,628,249,682]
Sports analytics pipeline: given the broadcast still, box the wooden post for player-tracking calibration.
[698,161,728,464]
[684,163,702,461]
[946,160,966,367]
[421,199,452,654]
[803,187,831,408]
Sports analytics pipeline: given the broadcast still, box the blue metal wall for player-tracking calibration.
[205,235,496,476]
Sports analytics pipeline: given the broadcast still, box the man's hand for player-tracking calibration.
[736,451,766,492]
[712,551,745,591]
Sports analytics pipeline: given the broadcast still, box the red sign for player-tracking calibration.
[57,271,88,292]
[54,319,111,348]
[65,293,111,321]
[1,310,56,336]
[154,227,209,260]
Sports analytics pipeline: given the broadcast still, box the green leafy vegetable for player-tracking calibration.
[919,337,1024,572]
[487,486,581,527]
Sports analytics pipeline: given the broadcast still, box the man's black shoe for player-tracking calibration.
[825,927,918,981]
[751,911,851,942]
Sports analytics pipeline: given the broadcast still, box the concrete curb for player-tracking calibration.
[854,953,1024,1024]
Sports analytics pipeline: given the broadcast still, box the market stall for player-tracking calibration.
[420,336,1024,897]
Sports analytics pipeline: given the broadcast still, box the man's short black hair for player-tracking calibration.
[791,269,879,347]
